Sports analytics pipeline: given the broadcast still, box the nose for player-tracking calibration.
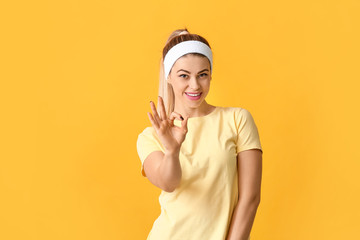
[189,76,200,90]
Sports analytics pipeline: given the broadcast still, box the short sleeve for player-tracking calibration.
[235,108,263,154]
[136,127,164,177]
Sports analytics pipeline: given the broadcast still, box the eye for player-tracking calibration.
[179,74,188,78]
[199,73,208,77]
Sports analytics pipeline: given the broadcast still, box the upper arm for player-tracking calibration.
[143,150,165,190]
[237,149,262,203]
[235,108,262,154]
[234,108,263,202]
[136,127,164,178]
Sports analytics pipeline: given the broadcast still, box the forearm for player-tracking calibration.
[226,198,260,240]
[158,149,182,192]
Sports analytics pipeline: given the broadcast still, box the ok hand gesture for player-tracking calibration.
[148,96,189,153]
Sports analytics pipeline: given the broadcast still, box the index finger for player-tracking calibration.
[158,96,167,120]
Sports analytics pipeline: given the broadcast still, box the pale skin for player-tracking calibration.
[144,54,263,239]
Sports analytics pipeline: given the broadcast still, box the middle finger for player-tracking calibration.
[158,96,167,120]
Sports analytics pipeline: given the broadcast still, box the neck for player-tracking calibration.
[174,101,215,118]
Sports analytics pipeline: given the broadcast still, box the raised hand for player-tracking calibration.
[148,96,189,153]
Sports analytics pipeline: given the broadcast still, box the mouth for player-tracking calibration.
[185,92,202,100]
[185,92,202,97]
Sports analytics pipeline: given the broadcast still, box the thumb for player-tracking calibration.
[181,116,189,134]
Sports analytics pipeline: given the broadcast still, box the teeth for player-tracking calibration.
[186,93,201,96]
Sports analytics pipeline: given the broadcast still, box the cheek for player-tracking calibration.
[174,81,187,90]
[172,83,186,93]
[202,82,211,90]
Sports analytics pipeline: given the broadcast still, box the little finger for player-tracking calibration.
[150,101,162,122]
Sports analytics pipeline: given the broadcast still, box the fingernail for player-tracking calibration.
[180,116,184,120]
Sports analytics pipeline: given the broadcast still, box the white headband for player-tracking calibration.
[163,40,213,79]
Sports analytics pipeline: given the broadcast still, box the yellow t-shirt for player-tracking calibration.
[136,106,263,240]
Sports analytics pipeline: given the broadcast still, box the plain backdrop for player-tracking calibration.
[0,0,359,239]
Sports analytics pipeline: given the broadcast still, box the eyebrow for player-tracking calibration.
[177,69,209,74]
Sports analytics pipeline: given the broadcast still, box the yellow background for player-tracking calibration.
[1,0,359,239]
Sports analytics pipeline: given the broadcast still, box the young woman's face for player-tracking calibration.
[167,54,212,109]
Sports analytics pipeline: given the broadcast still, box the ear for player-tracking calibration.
[167,75,172,84]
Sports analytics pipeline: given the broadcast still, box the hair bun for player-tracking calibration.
[178,30,189,36]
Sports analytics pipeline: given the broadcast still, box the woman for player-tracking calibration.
[136,28,263,240]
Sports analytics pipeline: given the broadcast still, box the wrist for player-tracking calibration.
[165,147,180,156]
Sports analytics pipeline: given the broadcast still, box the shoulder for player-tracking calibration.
[137,127,164,146]
[136,126,164,150]
[217,106,257,128]
[139,126,154,134]
[137,126,157,139]
[217,106,251,117]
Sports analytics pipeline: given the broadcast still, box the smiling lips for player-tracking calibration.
[185,92,202,100]
[185,92,202,96]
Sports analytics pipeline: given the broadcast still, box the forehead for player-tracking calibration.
[172,54,210,70]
